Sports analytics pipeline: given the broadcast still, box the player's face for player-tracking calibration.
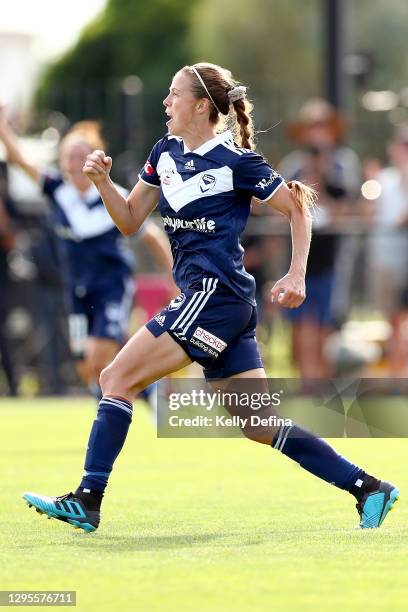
[60,139,93,186]
[163,71,202,137]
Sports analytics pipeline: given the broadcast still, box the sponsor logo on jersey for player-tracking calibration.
[160,167,177,185]
[199,173,216,193]
[192,326,227,353]
[167,293,186,311]
[144,160,154,176]
[256,170,280,190]
[184,159,195,170]
[162,216,216,233]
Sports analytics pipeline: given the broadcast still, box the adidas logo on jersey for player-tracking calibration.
[154,314,166,326]
[184,159,195,170]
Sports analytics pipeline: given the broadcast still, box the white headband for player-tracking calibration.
[190,65,246,113]
[190,65,222,113]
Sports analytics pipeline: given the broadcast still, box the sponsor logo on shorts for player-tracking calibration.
[154,314,166,326]
[167,293,186,311]
[189,336,219,358]
[192,326,227,353]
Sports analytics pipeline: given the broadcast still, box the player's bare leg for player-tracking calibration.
[100,327,191,399]
[23,329,191,532]
[76,337,121,399]
[208,368,278,444]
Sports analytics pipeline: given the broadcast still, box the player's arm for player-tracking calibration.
[139,221,173,273]
[263,181,315,308]
[139,222,179,294]
[0,104,41,184]
[83,150,159,236]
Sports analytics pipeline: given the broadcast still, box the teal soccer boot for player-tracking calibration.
[357,481,399,529]
[23,491,100,533]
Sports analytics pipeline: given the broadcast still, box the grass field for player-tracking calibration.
[1,398,407,611]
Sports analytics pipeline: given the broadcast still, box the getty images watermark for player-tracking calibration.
[157,379,293,438]
[156,378,408,438]
[166,388,291,431]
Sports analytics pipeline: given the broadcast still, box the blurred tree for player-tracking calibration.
[34,0,408,162]
[348,0,408,158]
[35,0,197,163]
[38,0,195,89]
[189,0,322,158]
[350,0,408,91]
[191,0,321,96]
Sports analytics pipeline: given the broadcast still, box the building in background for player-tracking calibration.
[0,32,38,113]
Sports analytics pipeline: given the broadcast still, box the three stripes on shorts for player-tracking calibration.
[171,277,218,339]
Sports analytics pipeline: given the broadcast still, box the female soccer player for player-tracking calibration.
[22,63,398,532]
[0,113,174,399]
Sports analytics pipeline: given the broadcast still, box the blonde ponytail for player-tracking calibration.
[287,180,317,218]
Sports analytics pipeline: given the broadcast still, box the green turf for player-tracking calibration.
[1,398,407,611]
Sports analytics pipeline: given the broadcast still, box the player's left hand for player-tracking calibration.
[270,272,306,308]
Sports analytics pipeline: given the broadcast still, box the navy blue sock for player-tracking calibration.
[79,396,133,493]
[272,424,363,491]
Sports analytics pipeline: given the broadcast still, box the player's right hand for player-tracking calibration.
[83,149,112,185]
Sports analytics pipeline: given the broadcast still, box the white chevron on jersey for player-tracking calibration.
[157,152,233,213]
[54,182,127,240]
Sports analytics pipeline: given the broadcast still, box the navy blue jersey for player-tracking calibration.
[139,130,283,305]
[42,171,135,291]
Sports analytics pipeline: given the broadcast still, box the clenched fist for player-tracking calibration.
[270,271,306,308]
[83,149,112,185]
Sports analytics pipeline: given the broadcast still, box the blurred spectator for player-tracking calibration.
[0,161,18,395]
[279,98,361,379]
[0,109,175,399]
[27,214,70,395]
[0,160,71,395]
[366,124,408,376]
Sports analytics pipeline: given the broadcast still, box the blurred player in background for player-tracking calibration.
[279,99,361,380]
[21,64,398,533]
[367,124,408,377]
[0,110,175,399]
[0,161,18,396]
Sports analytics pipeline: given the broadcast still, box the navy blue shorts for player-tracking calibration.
[145,277,263,379]
[68,277,134,356]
